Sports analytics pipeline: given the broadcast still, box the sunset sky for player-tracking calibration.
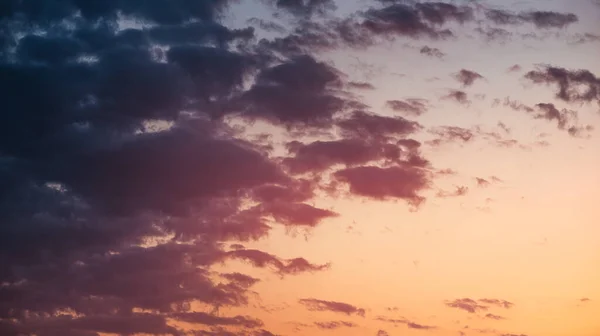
[1,1,599,336]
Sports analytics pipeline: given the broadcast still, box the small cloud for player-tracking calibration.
[475,177,490,187]
[437,186,469,198]
[442,90,471,105]
[524,66,600,107]
[377,316,436,330]
[452,69,485,87]
[314,321,357,329]
[348,81,376,90]
[485,9,578,29]
[420,46,445,58]
[428,126,475,145]
[507,64,522,73]
[298,298,366,316]
[386,98,429,116]
[484,313,505,320]
[445,298,488,313]
[497,122,511,134]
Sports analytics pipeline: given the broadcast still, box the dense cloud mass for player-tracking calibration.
[0,0,593,335]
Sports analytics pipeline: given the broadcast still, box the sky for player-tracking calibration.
[0,1,599,336]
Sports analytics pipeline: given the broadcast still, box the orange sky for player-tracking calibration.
[206,1,600,335]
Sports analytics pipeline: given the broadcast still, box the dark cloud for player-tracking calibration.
[534,103,593,137]
[337,110,423,139]
[221,273,261,288]
[173,312,263,328]
[580,297,591,302]
[386,99,429,116]
[359,2,473,40]
[524,66,600,107]
[233,55,350,128]
[248,18,288,34]
[485,9,578,28]
[333,165,430,207]
[263,0,337,18]
[493,98,592,137]
[377,330,390,336]
[314,321,357,329]
[257,202,338,227]
[420,45,445,58]
[0,1,340,334]
[298,298,366,316]
[223,249,330,275]
[251,181,315,203]
[283,139,399,174]
[452,69,485,87]
[442,90,471,105]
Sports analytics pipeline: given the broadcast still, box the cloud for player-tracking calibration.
[445,298,514,314]
[233,55,352,128]
[333,165,430,207]
[282,139,403,174]
[568,33,600,45]
[257,202,338,227]
[492,97,535,112]
[485,9,578,28]
[348,81,376,90]
[445,298,489,313]
[386,99,429,116]
[484,313,505,320]
[313,321,357,329]
[442,90,471,105]
[376,316,436,330]
[355,2,474,41]
[172,312,264,328]
[580,297,591,302]
[377,330,390,336]
[420,46,445,58]
[452,69,485,87]
[437,186,469,198]
[427,126,475,145]
[263,0,337,18]
[493,98,593,137]
[534,103,594,137]
[525,66,600,107]
[478,299,514,309]
[298,298,366,316]
[337,110,423,139]
[476,177,491,187]
[507,64,522,72]
[222,249,330,275]
[497,122,511,134]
